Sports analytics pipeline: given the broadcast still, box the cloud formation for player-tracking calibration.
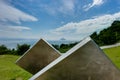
[0,0,36,38]
[8,26,31,31]
[0,23,31,38]
[40,0,76,15]
[60,0,75,13]
[51,12,120,40]
[84,0,104,11]
[0,0,38,24]
[0,23,31,32]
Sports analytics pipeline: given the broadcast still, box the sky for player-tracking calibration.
[0,0,120,40]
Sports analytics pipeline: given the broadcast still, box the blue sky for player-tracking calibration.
[0,0,120,40]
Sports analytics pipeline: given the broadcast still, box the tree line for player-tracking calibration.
[0,44,30,55]
[0,42,78,55]
[52,42,78,53]
[91,20,120,46]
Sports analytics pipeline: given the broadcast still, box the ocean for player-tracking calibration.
[0,39,79,49]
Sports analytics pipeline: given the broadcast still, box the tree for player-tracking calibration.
[52,44,60,50]
[16,44,30,55]
[91,20,120,46]
[0,45,10,55]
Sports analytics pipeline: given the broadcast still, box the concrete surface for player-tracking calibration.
[100,43,120,49]
[16,39,61,74]
[30,37,120,80]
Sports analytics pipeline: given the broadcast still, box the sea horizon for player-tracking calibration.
[0,38,79,49]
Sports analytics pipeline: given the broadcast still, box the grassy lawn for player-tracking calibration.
[103,46,120,69]
[0,55,32,80]
[0,46,120,80]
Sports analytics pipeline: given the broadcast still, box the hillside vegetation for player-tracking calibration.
[91,20,120,46]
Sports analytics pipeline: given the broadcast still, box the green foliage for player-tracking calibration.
[91,20,120,46]
[0,45,8,55]
[52,44,59,50]
[52,42,78,53]
[16,44,30,55]
[0,45,11,55]
[0,44,30,55]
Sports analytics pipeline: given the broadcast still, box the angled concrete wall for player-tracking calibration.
[30,37,120,80]
[16,39,61,74]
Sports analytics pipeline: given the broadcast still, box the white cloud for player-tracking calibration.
[0,24,31,32]
[40,0,76,15]
[0,23,32,38]
[60,0,75,13]
[84,0,104,11]
[0,0,38,24]
[0,0,37,38]
[62,0,75,10]
[51,12,120,40]
[8,26,31,31]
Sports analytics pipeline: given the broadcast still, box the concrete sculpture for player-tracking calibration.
[16,37,120,80]
[16,39,61,74]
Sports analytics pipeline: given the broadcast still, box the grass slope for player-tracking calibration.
[0,55,32,80]
[0,46,120,80]
[103,46,120,69]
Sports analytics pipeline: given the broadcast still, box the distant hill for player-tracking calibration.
[91,20,120,46]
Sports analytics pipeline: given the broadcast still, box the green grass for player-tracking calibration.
[0,46,120,80]
[103,46,120,69]
[0,55,32,80]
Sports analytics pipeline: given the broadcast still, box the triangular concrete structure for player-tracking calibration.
[30,37,120,80]
[16,38,61,74]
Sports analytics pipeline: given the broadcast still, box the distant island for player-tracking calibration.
[60,38,66,40]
